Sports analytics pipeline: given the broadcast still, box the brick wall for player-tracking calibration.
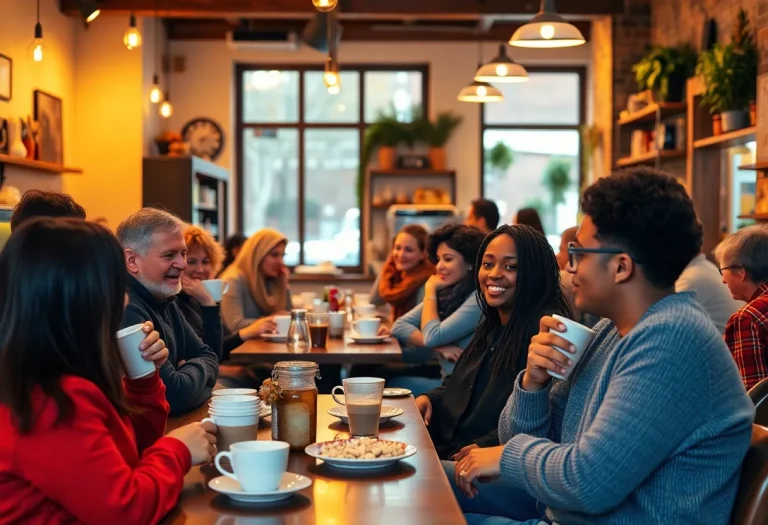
[651,0,757,48]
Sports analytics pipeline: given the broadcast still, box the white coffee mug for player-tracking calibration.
[547,314,597,380]
[352,318,381,338]
[204,412,259,426]
[215,441,290,493]
[273,315,291,336]
[202,279,230,302]
[116,324,156,379]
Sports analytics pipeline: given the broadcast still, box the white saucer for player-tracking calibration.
[348,333,390,344]
[327,404,404,424]
[261,333,288,342]
[383,388,412,398]
[305,439,417,470]
[208,473,311,503]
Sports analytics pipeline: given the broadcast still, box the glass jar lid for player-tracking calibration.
[274,360,319,372]
[290,309,308,319]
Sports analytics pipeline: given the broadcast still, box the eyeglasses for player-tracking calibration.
[718,265,742,276]
[567,242,629,270]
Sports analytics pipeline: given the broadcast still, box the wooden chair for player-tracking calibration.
[731,424,768,525]
[747,378,768,426]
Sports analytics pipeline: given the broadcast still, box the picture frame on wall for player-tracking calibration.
[0,54,11,102]
[34,90,63,165]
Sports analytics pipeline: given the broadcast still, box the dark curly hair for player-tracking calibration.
[459,224,573,379]
[427,224,485,266]
[581,167,703,289]
[11,190,86,231]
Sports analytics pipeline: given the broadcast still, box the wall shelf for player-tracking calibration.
[616,149,686,168]
[368,169,455,177]
[738,214,768,221]
[693,127,756,149]
[737,162,768,171]
[617,102,687,127]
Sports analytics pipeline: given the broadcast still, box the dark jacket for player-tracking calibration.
[176,292,243,361]
[122,276,219,416]
[424,327,526,460]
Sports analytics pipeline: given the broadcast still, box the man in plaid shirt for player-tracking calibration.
[715,225,768,389]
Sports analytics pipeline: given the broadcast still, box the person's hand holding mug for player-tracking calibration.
[239,317,277,341]
[138,321,168,369]
[167,420,218,465]
[180,274,216,307]
[522,316,577,392]
[415,395,432,425]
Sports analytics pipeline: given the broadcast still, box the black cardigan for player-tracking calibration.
[424,327,527,460]
[122,276,219,416]
[176,292,243,361]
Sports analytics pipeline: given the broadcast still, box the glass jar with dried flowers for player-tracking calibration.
[260,361,319,451]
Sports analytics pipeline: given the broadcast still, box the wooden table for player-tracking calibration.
[229,335,403,365]
[163,396,465,525]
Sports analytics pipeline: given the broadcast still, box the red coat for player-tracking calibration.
[0,373,191,524]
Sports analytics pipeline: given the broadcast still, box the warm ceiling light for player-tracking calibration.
[123,13,142,49]
[509,0,585,48]
[323,56,340,88]
[328,83,341,95]
[457,81,503,103]
[150,74,162,103]
[312,0,338,12]
[29,1,44,62]
[78,0,101,24]
[474,44,529,83]
[160,94,173,118]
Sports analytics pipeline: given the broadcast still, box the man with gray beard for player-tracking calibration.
[118,207,218,415]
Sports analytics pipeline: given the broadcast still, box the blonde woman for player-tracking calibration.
[177,226,275,363]
[220,228,292,333]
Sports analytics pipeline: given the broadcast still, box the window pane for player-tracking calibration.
[364,71,423,122]
[242,70,299,123]
[303,128,360,266]
[484,72,581,125]
[483,129,580,248]
[304,71,360,123]
[241,128,300,266]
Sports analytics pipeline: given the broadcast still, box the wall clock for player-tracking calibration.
[181,117,224,161]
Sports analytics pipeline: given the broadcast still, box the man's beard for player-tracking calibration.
[137,275,182,299]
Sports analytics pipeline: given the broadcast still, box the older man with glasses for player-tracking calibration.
[715,224,768,389]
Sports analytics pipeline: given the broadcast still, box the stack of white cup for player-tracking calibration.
[207,395,262,452]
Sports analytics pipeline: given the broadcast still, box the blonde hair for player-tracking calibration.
[224,228,288,314]
[184,225,225,276]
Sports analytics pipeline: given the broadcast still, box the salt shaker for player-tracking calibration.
[286,309,311,352]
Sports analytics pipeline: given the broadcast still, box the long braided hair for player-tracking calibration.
[460,224,573,379]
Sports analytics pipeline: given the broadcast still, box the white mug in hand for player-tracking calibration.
[116,324,156,379]
[547,314,596,380]
[202,279,230,302]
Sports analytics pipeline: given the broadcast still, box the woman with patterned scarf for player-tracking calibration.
[389,224,486,395]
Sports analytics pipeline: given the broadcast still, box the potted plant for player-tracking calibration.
[633,44,698,103]
[417,111,463,170]
[696,9,757,134]
[485,141,514,175]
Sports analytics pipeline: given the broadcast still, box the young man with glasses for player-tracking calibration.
[715,224,768,389]
[450,167,753,524]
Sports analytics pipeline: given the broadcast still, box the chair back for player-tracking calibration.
[748,378,768,426]
[731,424,768,525]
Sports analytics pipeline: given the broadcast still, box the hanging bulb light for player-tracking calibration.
[28,0,44,62]
[323,56,341,93]
[150,74,162,103]
[159,94,173,118]
[509,0,585,48]
[457,81,503,103]
[78,0,101,24]
[312,0,338,12]
[124,13,142,49]
[474,44,528,83]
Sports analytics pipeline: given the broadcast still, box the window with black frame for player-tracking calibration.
[236,65,427,271]
[481,67,585,248]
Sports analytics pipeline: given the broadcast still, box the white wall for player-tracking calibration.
[167,40,592,225]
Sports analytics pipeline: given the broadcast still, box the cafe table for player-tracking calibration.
[228,334,403,365]
[163,395,466,525]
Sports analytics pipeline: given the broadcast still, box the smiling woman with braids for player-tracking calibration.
[415,224,572,460]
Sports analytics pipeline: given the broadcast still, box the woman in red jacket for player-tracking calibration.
[0,218,218,525]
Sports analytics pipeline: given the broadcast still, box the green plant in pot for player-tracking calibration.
[696,9,757,134]
[484,141,514,177]
[633,44,698,102]
[417,112,463,170]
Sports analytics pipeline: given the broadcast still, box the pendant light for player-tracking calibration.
[324,11,341,95]
[160,94,173,118]
[159,14,173,118]
[123,13,142,49]
[458,39,503,103]
[474,43,528,83]
[509,0,585,48]
[149,1,161,103]
[77,0,101,24]
[312,0,338,12]
[28,0,44,62]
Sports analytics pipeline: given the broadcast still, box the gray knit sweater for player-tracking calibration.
[498,292,754,524]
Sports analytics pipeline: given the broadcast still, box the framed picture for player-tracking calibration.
[0,55,11,101]
[34,90,63,165]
